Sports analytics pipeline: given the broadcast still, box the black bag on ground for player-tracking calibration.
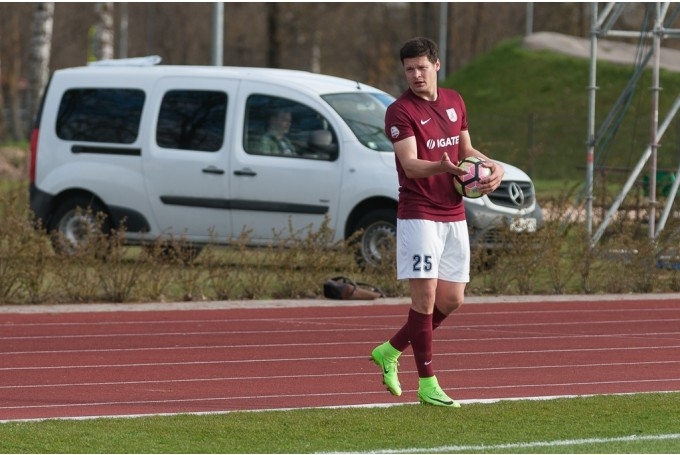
[323,276,385,300]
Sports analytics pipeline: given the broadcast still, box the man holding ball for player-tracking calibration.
[371,37,504,407]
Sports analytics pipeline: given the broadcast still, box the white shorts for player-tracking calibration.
[396,219,470,282]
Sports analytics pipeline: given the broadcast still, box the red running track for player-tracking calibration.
[1,296,679,421]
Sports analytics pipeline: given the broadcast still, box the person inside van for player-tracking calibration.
[260,109,296,155]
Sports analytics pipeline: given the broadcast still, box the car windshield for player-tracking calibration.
[322,92,394,152]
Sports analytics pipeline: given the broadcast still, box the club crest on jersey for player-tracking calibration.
[447,108,458,122]
[390,126,400,139]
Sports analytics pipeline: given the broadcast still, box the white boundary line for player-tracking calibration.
[1,390,678,424]
[359,432,680,454]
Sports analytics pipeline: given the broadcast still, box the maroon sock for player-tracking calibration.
[407,309,434,377]
[432,305,447,330]
[389,306,447,352]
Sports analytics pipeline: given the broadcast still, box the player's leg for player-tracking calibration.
[391,220,469,350]
[407,277,460,407]
[371,282,449,397]
[371,219,442,397]
[383,304,448,353]
[417,221,470,407]
[435,220,470,314]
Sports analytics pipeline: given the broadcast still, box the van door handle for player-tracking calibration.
[202,166,225,175]
[234,168,257,177]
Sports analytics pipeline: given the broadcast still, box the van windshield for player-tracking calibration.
[322,93,394,152]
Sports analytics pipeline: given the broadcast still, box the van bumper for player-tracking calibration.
[29,184,52,224]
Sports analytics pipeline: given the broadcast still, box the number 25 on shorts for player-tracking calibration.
[412,254,433,272]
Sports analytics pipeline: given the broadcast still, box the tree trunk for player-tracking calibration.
[8,12,23,141]
[0,38,6,142]
[94,2,114,61]
[27,2,54,136]
[471,3,486,56]
[266,3,280,68]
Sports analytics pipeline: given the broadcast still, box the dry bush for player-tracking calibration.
[3,183,680,304]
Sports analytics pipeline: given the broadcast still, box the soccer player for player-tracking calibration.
[371,37,504,407]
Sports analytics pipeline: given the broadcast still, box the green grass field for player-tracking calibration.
[1,393,678,453]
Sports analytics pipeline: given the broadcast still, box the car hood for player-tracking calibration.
[497,160,532,183]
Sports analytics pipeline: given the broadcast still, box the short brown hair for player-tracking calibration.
[399,37,439,64]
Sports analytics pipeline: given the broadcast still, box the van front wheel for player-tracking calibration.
[353,209,396,268]
[48,196,112,255]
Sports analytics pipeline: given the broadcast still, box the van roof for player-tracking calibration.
[53,64,388,97]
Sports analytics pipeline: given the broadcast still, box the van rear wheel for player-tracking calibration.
[48,196,112,255]
[353,208,396,268]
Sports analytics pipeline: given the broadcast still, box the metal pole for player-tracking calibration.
[525,2,533,37]
[119,2,128,58]
[656,97,680,235]
[591,94,680,247]
[585,3,599,237]
[648,2,662,238]
[438,2,448,82]
[211,2,224,66]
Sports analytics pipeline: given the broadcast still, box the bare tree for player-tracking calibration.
[7,12,23,141]
[266,3,281,68]
[0,37,6,142]
[93,2,114,61]
[27,2,54,136]
[2,1,676,144]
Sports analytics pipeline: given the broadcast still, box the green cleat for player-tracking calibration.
[370,342,402,396]
[418,376,461,408]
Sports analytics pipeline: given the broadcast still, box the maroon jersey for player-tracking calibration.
[385,88,468,222]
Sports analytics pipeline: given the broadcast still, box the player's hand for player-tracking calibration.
[440,152,467,176]
[478,160,504,194]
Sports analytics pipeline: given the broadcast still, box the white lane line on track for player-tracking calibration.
[3,305,680,326]
[4,317,680,340]
[3,345,680,371]
[2,331,680,356]
[0,319,680,341]
[1,361,679,390]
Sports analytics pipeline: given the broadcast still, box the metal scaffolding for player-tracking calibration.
[586,2,680,247]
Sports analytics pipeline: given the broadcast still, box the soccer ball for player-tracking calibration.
[453,156,491,199]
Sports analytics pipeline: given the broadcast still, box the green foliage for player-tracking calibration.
[0,393,678,453]
[446,38,680,182]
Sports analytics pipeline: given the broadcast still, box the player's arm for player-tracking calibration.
[458,130,504,193]
[394,136,466,178]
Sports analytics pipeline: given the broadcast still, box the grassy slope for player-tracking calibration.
[444,37,680,188]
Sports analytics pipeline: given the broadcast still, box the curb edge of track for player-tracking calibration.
[1,293,678,314]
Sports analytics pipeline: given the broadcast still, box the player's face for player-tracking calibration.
[402,56,440,101]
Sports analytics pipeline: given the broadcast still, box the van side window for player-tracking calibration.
[244,95,338,161]
[157,90,227,152]
[56,89,144,143]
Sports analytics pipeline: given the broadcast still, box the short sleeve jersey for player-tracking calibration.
[385,88,469,222]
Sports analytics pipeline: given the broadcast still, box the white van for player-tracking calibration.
[29,58,541,265]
